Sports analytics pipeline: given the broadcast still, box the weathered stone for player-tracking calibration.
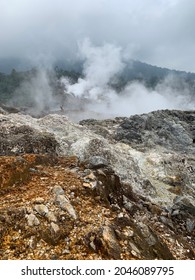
[101,225,121,259]
[136,222,157,246]
[46,211,57,222]
[55,195,77,219]
[129,241,141,255]
[160,216,174,229]
[0,123,59,156]
[26,213,40,226]
[34,204,49,216]
[186,219,195,233]
[53,185,65,195]
[123,195,138,213]
[51,222,60,233]
[114,110,195,152]
[88,156,108,169]
[173,196,195,215]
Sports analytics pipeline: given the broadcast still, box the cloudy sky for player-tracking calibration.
[1,0,195,72]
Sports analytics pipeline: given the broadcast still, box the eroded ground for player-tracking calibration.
[0,154,194,260]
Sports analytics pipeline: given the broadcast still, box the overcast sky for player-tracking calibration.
[1,0,195,72]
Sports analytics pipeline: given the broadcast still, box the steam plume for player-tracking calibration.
[61,39,194,120]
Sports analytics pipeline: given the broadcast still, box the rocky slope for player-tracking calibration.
[0,109,194,260]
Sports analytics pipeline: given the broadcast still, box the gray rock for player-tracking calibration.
[53,185,65,195]
[137,222,157,246]
[129,241,141,255]
[173,196,195,215]
[123,195,138,213]
[186,219,195,233]
[160,216,174,229]
[88,156,108,169]
[114,110,195,152]
[0,123,59,156]
[171,209,180,216]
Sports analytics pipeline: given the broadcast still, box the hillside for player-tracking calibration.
[0,60,195,120]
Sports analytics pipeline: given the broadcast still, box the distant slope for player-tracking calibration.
[117,60,195,89]
[1,57,195,80]
[0,58,195,105]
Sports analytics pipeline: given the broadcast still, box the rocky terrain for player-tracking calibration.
[0,107,195,260]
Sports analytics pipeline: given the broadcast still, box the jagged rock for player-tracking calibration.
[0,124,58,156]
[34,204,49,216]
[159,216,174,229]
[173,196,195,215]
[114,110,195,152]
[0,110,194,210]
[136,222,157,246]
[55,194,77,219]
[26,213,40,226]
[186,219,195,233]
[94,168,124,206]
[101,225,121,259]
[126,218,176,260]
[46,211,57,222]
[123,195,139,213]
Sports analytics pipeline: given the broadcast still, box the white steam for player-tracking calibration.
[63,38,124,100]
[9,39,194,121]
[9,68,56,115]
[61,40,194,120]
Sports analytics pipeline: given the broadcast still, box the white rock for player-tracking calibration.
[34,204,49,216]
[55,195,77,219]
[46,211,57,222]
[27,213,40,226]
[51,222,60,233]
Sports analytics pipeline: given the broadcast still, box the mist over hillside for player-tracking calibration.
[0,41,195,121]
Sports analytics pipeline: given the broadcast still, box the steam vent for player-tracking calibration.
[0,108,195,260]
